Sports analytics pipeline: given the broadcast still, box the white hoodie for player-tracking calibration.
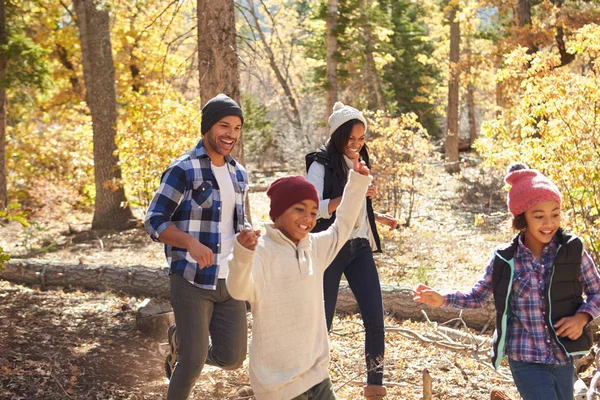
[226,170,372,400]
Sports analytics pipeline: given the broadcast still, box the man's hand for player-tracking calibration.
[554,313,591,340]
[412,284,444,307]
[187,239,214,269]
[376,213,398,230]
[352,153,370,176]
[237,228,261,251]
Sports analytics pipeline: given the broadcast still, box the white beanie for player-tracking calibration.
[327,101,368,136]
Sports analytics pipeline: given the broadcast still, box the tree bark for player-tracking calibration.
[1,259,498,330]
[325,0,339,135]
[467,83,476,147]
[73,0,134,230]
[359,0,385,111]
[198,0,245,162]
[513,0,538,54]
[0,0,7,210]
[445,4,460,174]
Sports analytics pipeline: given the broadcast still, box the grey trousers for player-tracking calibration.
[167,274,248,400]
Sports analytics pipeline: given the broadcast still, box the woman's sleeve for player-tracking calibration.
[306,162,332,220]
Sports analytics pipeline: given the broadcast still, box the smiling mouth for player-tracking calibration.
[297,224,310,231]
[220,138,234,147]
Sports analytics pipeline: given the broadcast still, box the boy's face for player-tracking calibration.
[273,200,318,245]
[523,200,561,248]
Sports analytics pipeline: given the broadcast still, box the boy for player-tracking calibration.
[226,153,372,400]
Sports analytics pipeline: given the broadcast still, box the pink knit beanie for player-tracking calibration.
[505,163,562,217]
[267,176,320,221]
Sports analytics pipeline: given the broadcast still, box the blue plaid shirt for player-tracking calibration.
[144,139,249,290]
[444,234,600,364]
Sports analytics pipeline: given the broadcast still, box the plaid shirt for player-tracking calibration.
[444,234,600,364]
[144,139,249,290]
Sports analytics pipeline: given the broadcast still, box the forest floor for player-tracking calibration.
[1,155,581,400]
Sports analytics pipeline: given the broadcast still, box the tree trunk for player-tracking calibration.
[359,0,385,111]
[198,0,244,163]
[513,0,538,54]
[445,4,460,174]
[0,259,499,330]
[73,0,134,230]
[0,0,7,210]
[244,0,302,131]
[325,0,339,135]
[465,36,476,147]
[467,83,476,147]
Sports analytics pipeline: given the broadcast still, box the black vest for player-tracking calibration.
[305,148,382,253]
[490,229,592,369]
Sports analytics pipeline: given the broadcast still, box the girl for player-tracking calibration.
[306,102,397,400]
[413,162,600,400]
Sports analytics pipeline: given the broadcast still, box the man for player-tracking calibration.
[145,94,252,400]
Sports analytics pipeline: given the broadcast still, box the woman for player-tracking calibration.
[306,102,397,400]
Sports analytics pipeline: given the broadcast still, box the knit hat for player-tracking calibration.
[328,101,367,136]
[504,162,562,216]
[200,94,244,134]
[266,176,320,221]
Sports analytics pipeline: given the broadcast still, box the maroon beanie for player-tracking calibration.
[266,176,320,221]
[505,163,562,217]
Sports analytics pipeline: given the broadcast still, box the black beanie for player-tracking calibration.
[200,94,244,134]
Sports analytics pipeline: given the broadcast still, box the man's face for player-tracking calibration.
[203,115,242,158]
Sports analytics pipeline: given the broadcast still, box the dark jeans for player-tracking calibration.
[167,275,248,400]
[292,378,337,400]
[509,359,575,400]
[324,238,385,385]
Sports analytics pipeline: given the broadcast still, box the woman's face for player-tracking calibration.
[343,123,366,159]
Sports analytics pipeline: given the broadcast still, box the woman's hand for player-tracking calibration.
[366,184,377,199]
[237,228,261,251]
[376,213,398,230]
[352,153,370,176]
[412,284,444,307]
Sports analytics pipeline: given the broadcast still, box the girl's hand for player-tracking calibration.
[366,184,377,199]
[352,153,370,176]
[376,213,398,230]
[554,312,592,340]
[237,228,261,251]
[412,284,444,307]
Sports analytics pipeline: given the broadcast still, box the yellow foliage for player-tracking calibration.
[117,83,201,210]
[368,111,437,228]
[477,23,600,262]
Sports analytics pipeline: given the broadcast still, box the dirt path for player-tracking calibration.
[1,279,524,399]
[1,158,529,399]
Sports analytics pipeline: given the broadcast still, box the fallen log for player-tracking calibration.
[0,258,521,331]
[1,259,170,297]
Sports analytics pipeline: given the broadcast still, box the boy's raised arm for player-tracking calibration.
[314,154,372,268]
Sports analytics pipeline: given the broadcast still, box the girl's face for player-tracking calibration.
[523,200,561,249]
[343,123,366,159]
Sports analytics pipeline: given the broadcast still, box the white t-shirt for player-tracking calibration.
[212,163,236,278]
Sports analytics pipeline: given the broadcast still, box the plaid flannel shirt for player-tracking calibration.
[144,139,249,290]
[444,234,600,364]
